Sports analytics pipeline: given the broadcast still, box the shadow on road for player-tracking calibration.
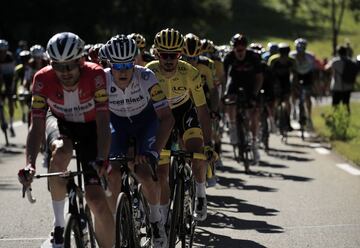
[249,170,313,182]
[258,160,288,169]
[266,147,307,155]
[207,194,279,216]
[0,178,21,191]
[266,150,314,162]
[216,175,278,192]
[199,211,283,233]
[193,228,268,248]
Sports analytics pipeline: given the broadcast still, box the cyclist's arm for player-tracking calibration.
[148,81,175,154]
[154,106,174,154]
[26,117,45,168]
[93,70,110,160]
[96,110,111,161]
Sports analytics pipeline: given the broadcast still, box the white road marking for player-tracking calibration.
[336,163,360,176]
[314,147,330,155]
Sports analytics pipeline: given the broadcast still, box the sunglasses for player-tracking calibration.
[182,55,199,62]
[111,62,135,70]
[158,53,181,60]
[52,62,79,72]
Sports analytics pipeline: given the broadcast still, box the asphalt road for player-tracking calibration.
[0,121,360,248]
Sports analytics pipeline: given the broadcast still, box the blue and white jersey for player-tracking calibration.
[105,65,168,119]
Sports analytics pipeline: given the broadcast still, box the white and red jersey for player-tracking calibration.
[105,65,168,118]
[31,62,108,122]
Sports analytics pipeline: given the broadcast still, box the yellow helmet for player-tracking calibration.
[183,33,202,57]
[154,28,184,52]
[128,33,146,49]
[201,39,215,54]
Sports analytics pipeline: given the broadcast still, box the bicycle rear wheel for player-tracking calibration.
[115,192,136,248]
[137,184,151,248]
[83,204,97,248]
[64,214,83,248]
[237,121,250,173]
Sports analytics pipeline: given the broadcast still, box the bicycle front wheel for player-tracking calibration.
[169,177,183,248]
[64,214,83,248]
[115,192,136,248]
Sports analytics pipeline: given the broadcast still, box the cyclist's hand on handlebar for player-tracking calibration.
[18,164,35,188]
[204,145,219,162]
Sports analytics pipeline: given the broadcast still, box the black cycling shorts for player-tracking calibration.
[165,99,202,149]
[53,114,101,186]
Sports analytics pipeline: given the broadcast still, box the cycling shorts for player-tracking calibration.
[165,99,202,148]
[109,105,159,157]
[56,116,101,186]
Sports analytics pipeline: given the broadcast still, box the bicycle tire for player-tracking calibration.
[169,177,183,248]
[84,204,97,248]
[137,184,151,248]
[237,120,250,173]
[181,169,196,248]
[115,192,136,248]
[279,104,288,143]
[261,110,269,152]
[64,214,84,248]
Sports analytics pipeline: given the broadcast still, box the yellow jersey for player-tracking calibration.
[146,60,207,109]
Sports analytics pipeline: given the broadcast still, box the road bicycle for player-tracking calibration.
[223,88,253,173]
[109,155,157,248]
[161,149,206,248]
[275,97,290,144]
[23,164,97,248]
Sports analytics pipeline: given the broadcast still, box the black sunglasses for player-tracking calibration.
[158,53,181,60]
[52,61,79,72]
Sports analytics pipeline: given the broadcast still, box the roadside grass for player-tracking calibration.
[312,102,360,165]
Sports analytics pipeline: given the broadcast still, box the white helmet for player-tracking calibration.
[0,39,9,50]
[30,44,45,58]
[46,32,85,62]
[105,34,138,63]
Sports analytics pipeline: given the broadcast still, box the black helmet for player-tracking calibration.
[230,33,248,47]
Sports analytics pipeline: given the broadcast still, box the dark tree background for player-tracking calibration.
[1,0,359,52]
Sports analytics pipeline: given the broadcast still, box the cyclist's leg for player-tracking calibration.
[46,114,73,245]
[78,124,114,248]
[181,106,207,220]
[107,116,130,214]
[136,118,167,247]
[3,76,15,136]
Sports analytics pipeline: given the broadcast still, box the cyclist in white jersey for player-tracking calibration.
[104,35,174,248]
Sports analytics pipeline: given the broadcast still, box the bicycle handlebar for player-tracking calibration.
[21,170,87,203]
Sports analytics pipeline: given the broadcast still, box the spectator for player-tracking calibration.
[325,45,357,113]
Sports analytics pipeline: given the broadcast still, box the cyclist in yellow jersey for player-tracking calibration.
[146,28,217,223]
[182,34,222,183]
